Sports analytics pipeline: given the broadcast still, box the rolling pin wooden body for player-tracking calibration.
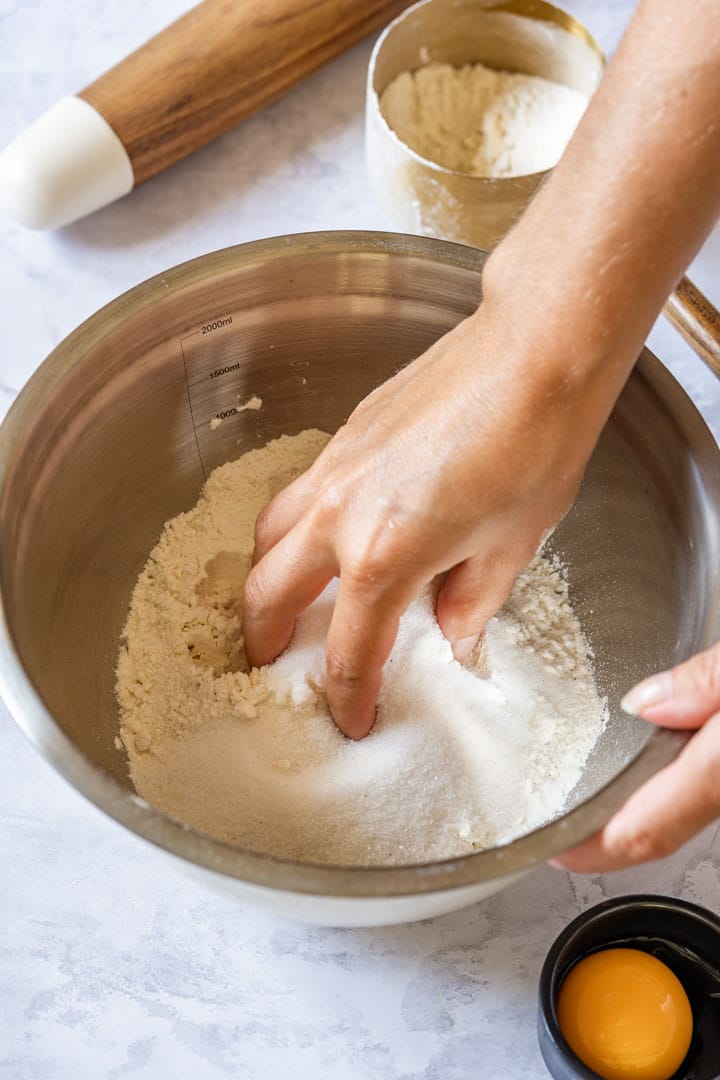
[0,0,408,229]
[665,276,720,381]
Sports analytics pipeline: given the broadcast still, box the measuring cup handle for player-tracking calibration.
[664,276,720,380]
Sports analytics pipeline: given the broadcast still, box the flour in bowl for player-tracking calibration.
[116,430,606,866]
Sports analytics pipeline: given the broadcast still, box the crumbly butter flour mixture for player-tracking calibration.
[379,61,588,178]
[116,430,606,866]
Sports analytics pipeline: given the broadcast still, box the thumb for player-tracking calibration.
[621,641,720,729]
[551,714,720,872]
[436,554,516,662]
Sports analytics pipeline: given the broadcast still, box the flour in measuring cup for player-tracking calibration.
[380,61,589,177]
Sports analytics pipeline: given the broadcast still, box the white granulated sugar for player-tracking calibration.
[379,61,589,178]
[116,430,606,866]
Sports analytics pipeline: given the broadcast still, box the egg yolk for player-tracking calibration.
[556,947,693,1080]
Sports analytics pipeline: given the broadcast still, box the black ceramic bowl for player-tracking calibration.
[538,894,720,1080]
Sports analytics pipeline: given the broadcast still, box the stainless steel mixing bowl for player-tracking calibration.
[1,232,719,927]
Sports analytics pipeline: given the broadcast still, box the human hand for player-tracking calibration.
[241,0,720,743]
[552,645,720,872]
[242,300,613,739]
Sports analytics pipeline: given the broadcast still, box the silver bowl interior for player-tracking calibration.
[1,232,719,898]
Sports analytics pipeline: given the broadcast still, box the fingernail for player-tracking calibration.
[452,634,480,663]
[621,671,673,716]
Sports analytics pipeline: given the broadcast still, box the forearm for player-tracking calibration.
[480,0,720,447]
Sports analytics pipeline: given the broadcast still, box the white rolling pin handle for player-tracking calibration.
[0,96,134,230]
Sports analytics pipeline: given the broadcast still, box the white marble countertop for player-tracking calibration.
[1,1,719,1077]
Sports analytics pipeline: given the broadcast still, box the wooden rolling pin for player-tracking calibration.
[0,0,409,229]
[665,276,720,381]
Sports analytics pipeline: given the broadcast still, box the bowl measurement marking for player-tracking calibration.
[208,361,242,380]
[202,315,233,335]
[178,309,261,478]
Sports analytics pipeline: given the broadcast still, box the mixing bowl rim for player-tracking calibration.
[0,230,698,898]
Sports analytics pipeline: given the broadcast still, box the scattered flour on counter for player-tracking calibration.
[116,430,606,866]
[379,61,589,178]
